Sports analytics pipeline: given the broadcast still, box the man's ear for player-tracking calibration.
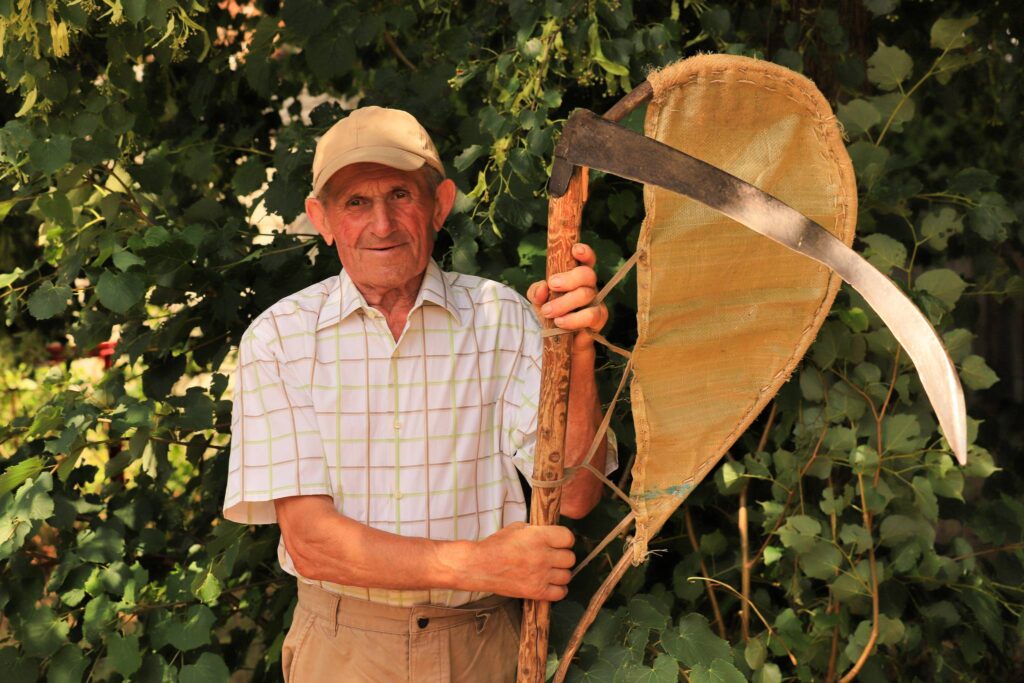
[305,196,334,246]
[432,178,457,233]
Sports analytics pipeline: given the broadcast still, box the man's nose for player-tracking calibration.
[366,201,394,236]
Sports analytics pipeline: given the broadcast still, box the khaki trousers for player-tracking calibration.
[282,582,521,682]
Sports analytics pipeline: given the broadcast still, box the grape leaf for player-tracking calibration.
[867,41,913,90]
[960,355,998,390]
[662,614,732,668]
[306,29,356,82]
[28,135,72,174]
[96,270,146,314]
[27,282,72,319]
[916,269,967,308]
[107,633,143,677]
[930,16,979,50]
[689,659,746,683]
[179,652,230,683]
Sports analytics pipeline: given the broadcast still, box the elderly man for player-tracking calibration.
[223,107,613,682]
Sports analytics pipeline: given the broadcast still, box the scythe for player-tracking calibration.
[515,55,968,683]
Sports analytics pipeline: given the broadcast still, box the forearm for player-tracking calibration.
[560,337,607,518]
[279,496,477,592]
[276,496,576,601]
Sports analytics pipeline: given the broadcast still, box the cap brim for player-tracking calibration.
[312,147,428,196]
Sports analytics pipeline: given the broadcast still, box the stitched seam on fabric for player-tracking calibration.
[635,54,857,544]
[288,607,318,681]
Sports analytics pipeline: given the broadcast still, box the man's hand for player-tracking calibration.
[525,241,610,518]
[469,522,576,602]
[526,243,609,348]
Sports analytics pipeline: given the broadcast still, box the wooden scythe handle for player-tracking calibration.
[516,165,587,682]
[516,81,652,683]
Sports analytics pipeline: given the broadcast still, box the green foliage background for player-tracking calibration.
[1,1,1022,681]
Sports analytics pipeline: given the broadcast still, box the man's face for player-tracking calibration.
[305,163,455,297]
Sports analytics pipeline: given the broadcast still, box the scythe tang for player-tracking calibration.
[551,108,968,466]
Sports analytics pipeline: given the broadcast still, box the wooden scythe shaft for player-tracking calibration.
[516,82,651,681]
[516,166,588,683]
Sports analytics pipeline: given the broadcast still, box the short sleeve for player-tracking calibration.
[500,304,618,484]
[499,308,542,478]
[223,319,332,524]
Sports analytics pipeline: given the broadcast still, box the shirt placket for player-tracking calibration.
[391,352,402,535]
[364,308,405,539]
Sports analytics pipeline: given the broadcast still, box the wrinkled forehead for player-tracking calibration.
[321,162,430,199]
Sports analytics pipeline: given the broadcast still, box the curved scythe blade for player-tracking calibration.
[554,109,968,465]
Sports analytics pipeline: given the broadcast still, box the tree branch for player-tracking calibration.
[750,421,829,567]
[839,474,880,683]
[684,507,727,639]
[382,31,417,72]
[741,401,777,641]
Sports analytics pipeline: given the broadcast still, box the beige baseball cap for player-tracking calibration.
[310,106,445,197]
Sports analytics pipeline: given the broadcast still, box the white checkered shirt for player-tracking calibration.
[223,260,615,607]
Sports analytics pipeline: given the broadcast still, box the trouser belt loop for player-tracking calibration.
[329,592,341,636]
[297,582,342,636]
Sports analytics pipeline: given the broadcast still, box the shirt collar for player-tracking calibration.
[317,260,463,330]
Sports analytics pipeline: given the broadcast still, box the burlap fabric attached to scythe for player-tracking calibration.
[626,54,857,559]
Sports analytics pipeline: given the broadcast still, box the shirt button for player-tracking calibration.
[394,491,403,499]
[417,617,429,629]
[393,420,401,430]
